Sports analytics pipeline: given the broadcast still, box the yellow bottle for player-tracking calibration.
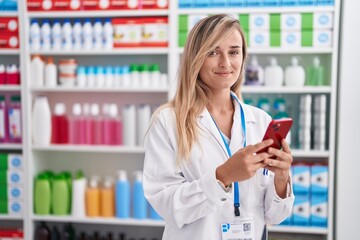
[100,176,115,217]
[85,176,100,217]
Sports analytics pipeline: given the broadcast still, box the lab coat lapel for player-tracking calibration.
[198,108,229,158]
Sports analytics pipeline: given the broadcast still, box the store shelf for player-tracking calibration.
[178,6,334,15]
[28,9,169,18]
[178,47,333,54]
[242,86,332,94]
[291,150,330,158]
[30,48,169,55]
[32,145,144,153]
[31,86,168,93]
[0,214,23,220]
[0,49,20,55]
[31,215,165,227]
[0,143,22,150]
[268,225,328,235]
[0,11,18,17]
[0,85,21,91]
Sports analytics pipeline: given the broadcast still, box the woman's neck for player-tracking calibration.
[207,90,234,114]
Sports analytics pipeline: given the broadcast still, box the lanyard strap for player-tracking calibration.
[211,94,246,217]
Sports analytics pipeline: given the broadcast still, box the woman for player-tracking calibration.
[143,14,294,240]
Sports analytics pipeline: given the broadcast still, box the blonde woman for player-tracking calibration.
[143,14,294,240]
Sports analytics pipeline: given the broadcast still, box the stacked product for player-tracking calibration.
[0,17,18,49]
[0,64,20,85]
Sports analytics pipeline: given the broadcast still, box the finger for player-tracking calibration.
[253,152,274,163]
[264,159,287,169]
[248,139,274,154]
[253,162,269,171]
[281,139,292,154]
[268,147,292,162]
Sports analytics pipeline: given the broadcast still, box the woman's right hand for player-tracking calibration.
[216,139,274,186]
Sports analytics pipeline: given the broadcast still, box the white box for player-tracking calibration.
[188,15,208,31]
[8,185,23,200]
[311,195,328,227]
[250,14,270,30]
[313,30,333,47]
[281,31,301,48]
[7,154,23,170]
[311,165,328,195]
[8,200,22,215]
[292,165,311,195]
[7,170,23,185]
[281,14,301,30]
[293,195,311,226]
[249,31,270,47]
[314,12,333,29]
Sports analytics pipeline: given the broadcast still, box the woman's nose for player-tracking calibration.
[219,55,231,68]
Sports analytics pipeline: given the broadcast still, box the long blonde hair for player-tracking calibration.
[164,14,247,162]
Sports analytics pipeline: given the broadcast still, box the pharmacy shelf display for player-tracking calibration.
[6,0,340,239]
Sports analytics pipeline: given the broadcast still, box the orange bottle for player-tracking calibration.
[85,176,100,217]
[100,176,115,217]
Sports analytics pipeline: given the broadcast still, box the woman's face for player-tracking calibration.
[198,30,243,93]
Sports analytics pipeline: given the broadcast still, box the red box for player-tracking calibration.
[52,0,82,10]
[0,34,19,49]
[6,72,21,85]
[140,0,168,9]
[0,17,18,34]
[141,17,168,47]
[110,0,139,10]
[27,0,54,11]
[83,0,112,10]
[113,18,142,47]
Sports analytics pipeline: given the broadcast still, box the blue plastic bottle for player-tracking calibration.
[115,170,130,218]
[133,171,147,219]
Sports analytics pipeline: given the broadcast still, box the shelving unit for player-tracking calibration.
[0,0,340,239]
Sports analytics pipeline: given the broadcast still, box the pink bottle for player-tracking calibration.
[8,95,22,143]
[69,103,86,144]
[90,103,103,145]
[83,103,91,145]
[103,104,122,145]
[51,103,69,144]
[0,95,8,143]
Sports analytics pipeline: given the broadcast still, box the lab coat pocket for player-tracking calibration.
[256,168,270,187]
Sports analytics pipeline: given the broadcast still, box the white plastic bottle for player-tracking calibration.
[122,104,136,146]
[51,19,62,50]
[62,19,73,50]
[93,19,103,50]
[137,104,151,146]
[285,57,305,87]
[86,66,96,88]
[44,57,57,87]
[122,65,131,88]
[264,57,284,87]
[40,19,51,50]
[32,96,51,145]
[139,64,150,88]
[82,18,93,50]
[30,19,41,51]
[76,66,87,87]
[31,55,44,87]
[73,19,82,50]
[103,18,113,49]
[71,171,87,218]
[104,66,114,88]
[95,66,105,87]
[149,64,160,88]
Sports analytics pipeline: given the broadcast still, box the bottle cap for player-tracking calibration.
[72,103,82,116]
[103,177,114,188]
[133,171,143,182]
[42,19,49,24]
[95,66,104,75]
[5,64,17,73]
[130,64,139,72]
[0,95,5,101]
[54,103,66,115]
[89,176,100,188]
[313,56,320,67]
[291,57,299,66]
[102,103,109,116]
[83,103,90,116]
[105,66,113,74]
[117,170,127,181]
[11,95,21,102]
[90,103,99,116]
[251,56,259,66]
[122,65,130,74]
[269,57,277,66]
[139,64,149,72]
[75,170,84,180]
[47,57,54,64]
[86,66,95,75]
[76,66,86,75]
[149,64,160,72]
[0,64,5,72]
[109,104,118,118]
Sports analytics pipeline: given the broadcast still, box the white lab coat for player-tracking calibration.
[143,95,294,240]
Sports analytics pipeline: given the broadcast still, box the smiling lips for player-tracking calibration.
[215,71,232,76]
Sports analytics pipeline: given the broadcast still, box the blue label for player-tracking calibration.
[11,202,21,212]
[255,18,264,27]
[286,17,295,27]
[319,15,329,25]
[287,34,296,43]
[11,158,21,167]
[11,188,20,197]
[11,173,20,182]
[318,33,329,43]
[255,35,264,44]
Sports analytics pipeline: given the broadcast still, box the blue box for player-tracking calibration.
[246,0,262,6]
[311,165,328,196]
[179,0,193,8]
[228,0,246,7]
[298,0,316,5]
[316,0,334,5]
[212,0,227,7]
[263,0,280,6]
[293,195,310,226]
[194,0,211,7]
[293,165,311,195]
[2,0,17,11]
[311,195,328,227]
[281,0,298,6]
[279,216,292,226]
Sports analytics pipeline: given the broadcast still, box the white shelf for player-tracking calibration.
[0,49,20,55]
[28,9,169,18]
[31,215,165,227]
[31,86,168,93]
[292,150,330,158]
[32,144,144,153]
[242,86,332,94]
[0,85,21,91]
[178,6,334,14]
[30,48,169,55]
[0,214,23,220]
[0,11,18,17]
[268,225,328,235]
[0,143,22,150]
[178,47,333,54]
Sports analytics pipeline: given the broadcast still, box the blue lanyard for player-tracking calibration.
[210,94,246,217]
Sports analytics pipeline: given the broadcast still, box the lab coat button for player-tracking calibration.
[221,198,226,201]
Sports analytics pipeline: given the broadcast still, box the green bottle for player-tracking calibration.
[34,172,51,215]
[306,56,325,86]
[52,173,70,215]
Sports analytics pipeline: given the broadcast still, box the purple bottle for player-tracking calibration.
[0,95,8,143]
[8,95,21,143]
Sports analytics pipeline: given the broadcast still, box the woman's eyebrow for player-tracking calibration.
[215,45,242,49]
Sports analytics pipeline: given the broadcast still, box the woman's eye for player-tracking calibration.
[208,51,217,56]
[230,51,240,55]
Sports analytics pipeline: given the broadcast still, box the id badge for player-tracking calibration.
[221,217,255,240]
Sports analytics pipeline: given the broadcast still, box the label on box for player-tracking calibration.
[281,31,301,48]
[314,12,333,29]
[250,14,269,30]
[249,31,269,47]
[313,30,332,47]
[281,14,301,30]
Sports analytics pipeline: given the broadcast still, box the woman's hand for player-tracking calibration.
[216,139,275,186]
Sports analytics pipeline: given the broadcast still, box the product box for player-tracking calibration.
[250,14,270,31]
[313,12,333,29]
[212,0,227,7]
[0,170,7,184]
[311,195,328,227]
[311,165,328,195]
[292,165,311,195]
[0,198,7,213]
[293,194,311,226]
[249,31,270,48]
[7,170,22,185]
[2,0,18,10]
[178,0,192,8]
[83,0,113,10]
[194,0,210,7]
[0,184,7,199]
[0,17,18,34]
[0,34,18,49]
[8,199,22,215]
[27,0,54,11]
[113,18,142,47]
[109,0,139,9]
[0,153,7,170]
[140,0,168,9]
[263,0,280,6]
[317,0,334,6]
[7,154,22,170]
[281,0,297,6]
[298,0,316,5]
[281,14,301,30]
[281,30,301,48]
[246,0,261,6]
[228,0,246,6]
[141,17,168,47]
[8,185,23,200]
[52,0,82,11]
[313,30,332,47]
